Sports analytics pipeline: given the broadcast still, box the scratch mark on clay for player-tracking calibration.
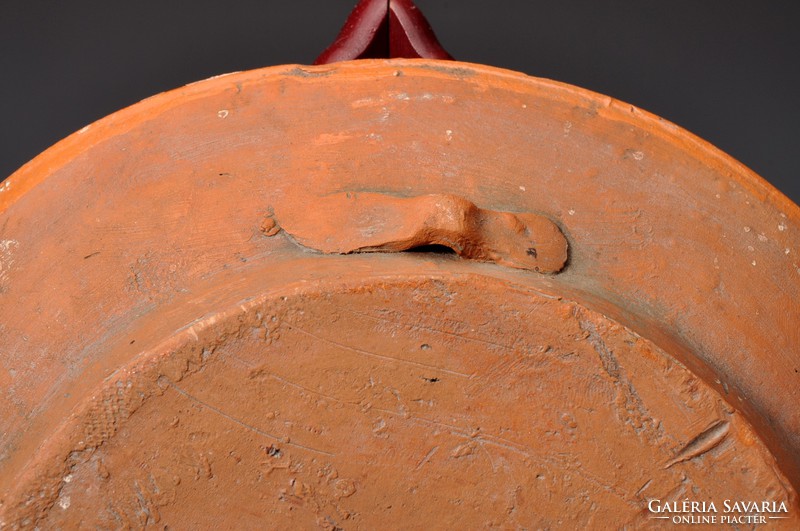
[237,355,626,505]
[636,479,652,496]
[133,481,155,524]
[414,446,439,471]
[165,378,334,456]
[665,420,730,469]
[626,149,644,161]
[373,408,639,508]
[0,239,19,285]
[477,440,498,472]
[285,323,470,378]
[465,351,544,396]
[578,314,658,438]
[341,306,516,352]
[252,367,360,407]
[287,66,336,78]
[314,132,353,146]
[410,322,516,352]
[415,64,476,78]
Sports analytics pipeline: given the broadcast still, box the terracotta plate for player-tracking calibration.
[0,60,798,528]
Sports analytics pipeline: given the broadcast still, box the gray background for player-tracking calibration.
[1,1,798,203]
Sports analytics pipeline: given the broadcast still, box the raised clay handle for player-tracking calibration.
[270,192,568,273]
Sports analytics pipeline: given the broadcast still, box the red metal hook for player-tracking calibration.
[315,0,453,64]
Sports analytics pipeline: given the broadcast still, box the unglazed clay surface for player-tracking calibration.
[0,59,798,527]
[16,277,800,528]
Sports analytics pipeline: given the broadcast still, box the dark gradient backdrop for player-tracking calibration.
[1,1,798,203]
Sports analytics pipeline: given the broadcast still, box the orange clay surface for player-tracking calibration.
[0,60,798,528]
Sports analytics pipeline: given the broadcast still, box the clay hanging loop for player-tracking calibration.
[315,0,453,64]
[271,192,569,274]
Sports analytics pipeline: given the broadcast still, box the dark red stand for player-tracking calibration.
[315,0,453,64]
